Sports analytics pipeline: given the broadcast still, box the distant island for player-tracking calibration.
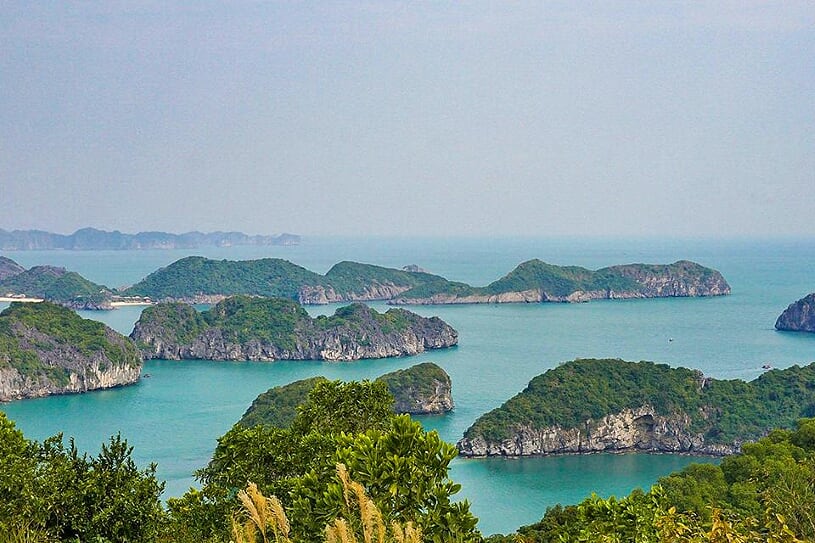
[0,227,299,250]
[239,362,453,427]
[0,257,113,310]
[457,358,815,458]
[130,296,458,361]
[0,301,142,401]
[123,256,730,306]
[775,293,815,333]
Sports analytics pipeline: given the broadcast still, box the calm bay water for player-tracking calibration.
[1,237,814,535]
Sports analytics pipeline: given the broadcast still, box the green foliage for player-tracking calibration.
[135,297,445,357]
[124,256,326,299]
[482,259,639,297]
[239,377,329,429]
[399,259,726,301]
[377,362,450,406]
[176,379,479,543]
[0,266,110,304]
[290,415,479,542]
[0,302,141,382]
[504,418,815,542]
[291,380,395,436]
[323,261,445,297]
[204,296,309,349]
[465,358,815,445]
[0,412,165,542]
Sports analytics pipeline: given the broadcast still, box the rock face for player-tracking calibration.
[457,405,739,457]
[377,362,453,414]
[0,302,142,401]
[131,297,458,362]
[457,358,815,459]
[775,293,815,333]
[391,260,731,305]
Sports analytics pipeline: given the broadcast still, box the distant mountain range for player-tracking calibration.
[0,228,300,250]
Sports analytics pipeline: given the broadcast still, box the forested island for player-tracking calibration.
[0,227,299,250]
[0,258,113,309]
[239,362,453,428]
[775,292,815,332]
[131,296,458,361]
[458,358,815,458]
[123,256,730,305]
[0,302,141,401]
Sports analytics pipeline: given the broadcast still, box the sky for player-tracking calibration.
[1,2,813,238]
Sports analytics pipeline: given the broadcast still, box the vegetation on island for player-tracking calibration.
[120,256,729,305]
[125,257,325,300]
[3,384,815,542]
[0,264,112,307]
[164,379,480,543]
[465,358,815,445]
[0,412,164,542]
[132,296,456,360]
[239,363,452,428]
[487,418,815,542]
[395,259,730,302]
[322,261,445,295]
[0,302,141,397]
[239,376,329,428]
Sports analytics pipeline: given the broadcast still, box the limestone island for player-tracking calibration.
[0,227,299,250]
[0,256,114,310]
[457,358,815,458]
[0,301,142,401]
[130,296,458,361]
[775,293,815,333]
[122,256,730,306]
[239,362,453,428]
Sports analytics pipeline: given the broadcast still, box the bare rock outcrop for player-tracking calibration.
[457,405,739,457]
[0,302,142,401]
[131,297,457,362]
[775,293,815,333]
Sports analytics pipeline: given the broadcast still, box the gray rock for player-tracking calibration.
[776,293,815,333]
[457,405,740,457]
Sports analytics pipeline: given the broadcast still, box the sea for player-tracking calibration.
[1,236,813,535]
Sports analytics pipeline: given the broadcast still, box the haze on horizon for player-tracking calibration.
[1,2,813,239]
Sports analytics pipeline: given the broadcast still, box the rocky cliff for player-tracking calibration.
[775,293,815,333]
[392,260,731,305]
[458,358,815,458]
[457,405,739,457]
[0,302,142,401]
[131,296,457,362]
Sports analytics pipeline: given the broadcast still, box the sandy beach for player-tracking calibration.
[0,296,44,303]
[110,300,154,307]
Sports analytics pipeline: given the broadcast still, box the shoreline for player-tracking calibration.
[0,296,44,303]
[110,300,154,307]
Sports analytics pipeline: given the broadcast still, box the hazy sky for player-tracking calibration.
[1,2,813,237]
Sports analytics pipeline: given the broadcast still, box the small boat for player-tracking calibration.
[761,364,772,370]
[142,373,152,378]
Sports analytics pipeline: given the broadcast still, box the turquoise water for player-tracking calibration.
[1,237,814,535]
